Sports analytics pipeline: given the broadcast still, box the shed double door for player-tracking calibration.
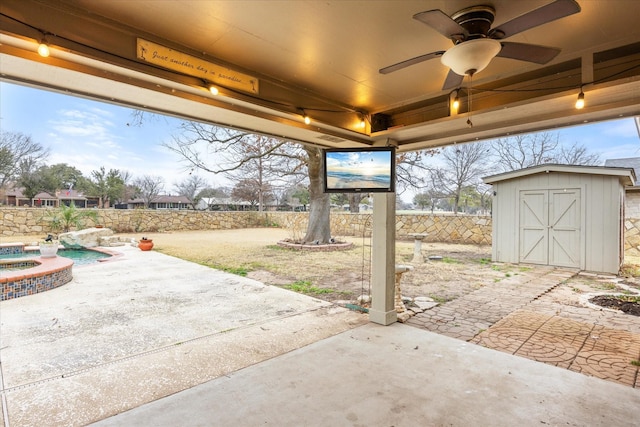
[519,189,581,268]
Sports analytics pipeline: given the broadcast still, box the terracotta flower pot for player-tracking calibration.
[138,239,154,251]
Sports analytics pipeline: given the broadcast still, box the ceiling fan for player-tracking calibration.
[379,0,581,90]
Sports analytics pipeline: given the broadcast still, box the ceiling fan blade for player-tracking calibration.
[497,42,561,64]
[413,10,467,39]
[379,51,445,75]
[489,0,581,39]
[442,69,464,90]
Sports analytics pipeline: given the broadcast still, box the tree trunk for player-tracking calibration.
[302,146,331,243]
[348,194,361,213]
[453,193,460,214]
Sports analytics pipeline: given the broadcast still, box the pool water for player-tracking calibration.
[0,249,111,265]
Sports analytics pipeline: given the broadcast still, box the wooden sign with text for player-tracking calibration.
[136,38,259,94]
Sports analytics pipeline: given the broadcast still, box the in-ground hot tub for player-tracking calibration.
[1,243,120,301]
[1,252,74,301]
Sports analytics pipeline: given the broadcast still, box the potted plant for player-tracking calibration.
[39,234,59,258]
[138,237,154,251]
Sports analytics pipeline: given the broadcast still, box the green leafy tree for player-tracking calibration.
[290,186,309,206]
[413,193,431,210]
[89,167,126,208]
[39,163,90,195]
[17,164,45,204]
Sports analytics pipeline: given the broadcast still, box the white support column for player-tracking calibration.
[369,192,397,325]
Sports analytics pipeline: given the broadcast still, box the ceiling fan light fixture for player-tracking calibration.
[441,38,501,76]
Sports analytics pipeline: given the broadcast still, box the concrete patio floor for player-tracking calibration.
[1,245,639,426]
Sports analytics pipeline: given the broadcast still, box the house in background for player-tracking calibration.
[4,187,95,208]
[604,157,640,217]
[196,197,254,211]
[127,195,192,210]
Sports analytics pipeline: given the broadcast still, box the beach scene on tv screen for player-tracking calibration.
[326,150,392,189]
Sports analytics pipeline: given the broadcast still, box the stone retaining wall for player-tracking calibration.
[1,207,638,257]
[625,218,640,259]
[271,212,491,244]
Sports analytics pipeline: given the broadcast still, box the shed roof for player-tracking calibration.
[483,164,635,186]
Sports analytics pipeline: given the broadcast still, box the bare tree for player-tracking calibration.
[174,175,208,209]
[431,143,488,214]
[165,125,305,210]
[164,123,335,243]
[0,131,49,189]
[133,175,164,208]
[491,132,558,171]
[165,122,441,242]
[231,178,275,207]
[491,132,600,171]
[396,149,439,193]
[555,142,601,165]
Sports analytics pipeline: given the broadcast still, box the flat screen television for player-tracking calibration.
[323,147,396,193]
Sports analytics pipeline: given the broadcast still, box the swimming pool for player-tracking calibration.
[0,248,112,265]
[1,245,119,301]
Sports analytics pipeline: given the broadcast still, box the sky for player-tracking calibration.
[1,81,639,198]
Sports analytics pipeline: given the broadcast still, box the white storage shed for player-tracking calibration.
[483,164,635,274]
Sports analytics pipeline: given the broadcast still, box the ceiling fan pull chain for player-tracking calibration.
[467,74,473,128]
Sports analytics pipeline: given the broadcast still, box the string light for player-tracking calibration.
[358,113,366,129]
[37,38,50,57]
[300,109,311,125]
[209,85,219,95]
[575,88,585,109]
[452,90,460,112]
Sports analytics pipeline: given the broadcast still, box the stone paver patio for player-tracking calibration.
[406,267,640,388]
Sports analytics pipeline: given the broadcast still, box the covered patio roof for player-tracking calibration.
[0,0,639,152]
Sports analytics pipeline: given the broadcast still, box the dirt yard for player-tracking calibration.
[5,228,640,313]
[113,228,640,313]
[110,228,507,303]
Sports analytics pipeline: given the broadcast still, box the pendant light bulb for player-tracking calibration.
[209,85,219,95]
[37,41,50,57]
[304,115,311,125]
[575,90,585,109]
[452,96,460,111]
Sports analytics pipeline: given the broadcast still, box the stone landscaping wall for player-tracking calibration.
[1,207,638,257]
[0,208,270,236]
[271,212,492,244]
[625,218,640,259]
